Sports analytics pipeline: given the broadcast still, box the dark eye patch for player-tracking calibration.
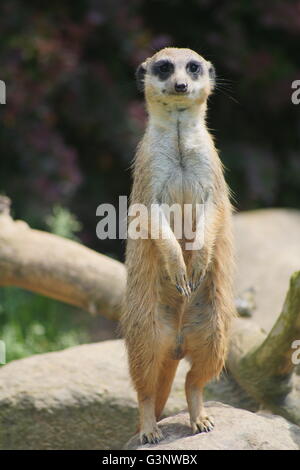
[186,60,203,79]
[151,60,174,81]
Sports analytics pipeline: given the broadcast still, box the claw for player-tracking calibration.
[192,416,215,435]
[176,284,183,295]
[190,271,206,292]
[184,284,191,297]
[140,428,163,445]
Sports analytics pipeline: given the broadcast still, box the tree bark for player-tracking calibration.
[0,208,126,321]
[228,271,300,425]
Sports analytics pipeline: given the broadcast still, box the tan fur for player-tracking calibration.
[120,48,236,444]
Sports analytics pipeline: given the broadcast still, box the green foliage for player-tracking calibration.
[46,205,82,240]
[0,287,88,363]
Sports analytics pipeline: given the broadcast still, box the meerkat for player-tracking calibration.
[120,47,235,444]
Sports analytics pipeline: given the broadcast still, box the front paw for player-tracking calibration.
[167,261,191,297]
[190,267,207,292]
[174,268,191,297]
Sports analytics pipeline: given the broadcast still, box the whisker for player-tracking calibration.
[215,78,235,83]
[215,80,235,88]
[214,85,240,105]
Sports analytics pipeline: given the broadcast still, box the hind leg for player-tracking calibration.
[138,392,163,444]
[134,355,163,444]
[185,364,215,433]
[185,238,235,433]
[126,334,165,444]
[185,325,226,434]
[155,357,179,421]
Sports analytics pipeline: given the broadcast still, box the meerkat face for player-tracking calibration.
[136,48,215,107]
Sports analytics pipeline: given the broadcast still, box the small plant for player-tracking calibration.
[0,287,89,363]
[46,205,82,240]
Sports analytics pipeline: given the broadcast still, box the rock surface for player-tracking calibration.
[126,401,300,450]
[0,339,258,450]
[0,339,189,450]
[234,208,300,332]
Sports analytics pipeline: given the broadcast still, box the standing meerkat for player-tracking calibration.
[120,47,235,444]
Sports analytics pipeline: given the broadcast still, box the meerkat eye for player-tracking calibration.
[152,60,174,80]
[159,61,172,73]
[187,61,203,76]
[189,63,199,73]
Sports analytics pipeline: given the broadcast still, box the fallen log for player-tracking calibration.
[228,271,300,425]
[0,197,126,321]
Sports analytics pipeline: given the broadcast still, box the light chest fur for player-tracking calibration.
[145,108,215,208]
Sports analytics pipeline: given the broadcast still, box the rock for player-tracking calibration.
[125,401,300,450]
[0,339,189,450]
[234,209,300,332]
[0,339,258,450]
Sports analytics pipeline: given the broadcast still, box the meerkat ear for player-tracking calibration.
[208,63,216,89]
[135,60,148,93]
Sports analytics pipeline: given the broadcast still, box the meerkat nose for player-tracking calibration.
[174,82,188,93]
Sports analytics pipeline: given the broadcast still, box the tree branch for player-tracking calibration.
[228,271,300,424]
[0,200,126,320]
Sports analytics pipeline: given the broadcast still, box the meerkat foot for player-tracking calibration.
[140,426,163,445]
[191,415,214,434]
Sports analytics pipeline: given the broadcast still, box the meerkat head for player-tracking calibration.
[136,47,215,108]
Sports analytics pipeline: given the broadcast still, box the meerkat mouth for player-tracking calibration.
[164,90,191,96]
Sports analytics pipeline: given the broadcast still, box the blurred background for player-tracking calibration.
[0,0,299,362]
